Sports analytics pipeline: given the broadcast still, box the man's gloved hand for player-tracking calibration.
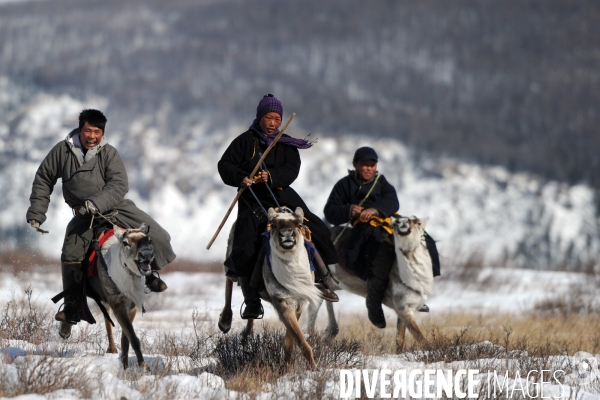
[85,200,99,215]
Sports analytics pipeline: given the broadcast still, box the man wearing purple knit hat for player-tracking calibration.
[218,94,338,319]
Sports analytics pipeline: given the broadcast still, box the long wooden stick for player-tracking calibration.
[206,113,296,249]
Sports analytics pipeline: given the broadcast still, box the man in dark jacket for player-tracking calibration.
[26,109,176,325]
[218,94,339,319]
[324,146,399,328]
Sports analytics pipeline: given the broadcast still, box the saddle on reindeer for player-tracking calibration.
[50,219,154,327]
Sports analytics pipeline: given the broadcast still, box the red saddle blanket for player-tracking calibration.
[87,229,114,278]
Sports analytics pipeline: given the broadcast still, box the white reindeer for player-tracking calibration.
[218,207,322,368]
[307,215,434,352]
[59,223,154,370]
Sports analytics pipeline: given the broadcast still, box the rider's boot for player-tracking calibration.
[55,262,83,324]
[239,275,263,319]
[313,249,339,302]
[365,237,396,328]
[145,271,168,292]
[366,276,388,328]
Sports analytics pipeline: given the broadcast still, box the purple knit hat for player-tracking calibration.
[256,94,283,121]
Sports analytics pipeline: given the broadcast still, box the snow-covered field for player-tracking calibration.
[1,268,600,399]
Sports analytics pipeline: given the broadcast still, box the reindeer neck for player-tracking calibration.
[103,243,145,309]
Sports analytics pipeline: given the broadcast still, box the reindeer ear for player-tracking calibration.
[268,207,277,221]
[140,223,150,235]
[113,225,126,238]
[419,217,429,230]
[294,207,304,220]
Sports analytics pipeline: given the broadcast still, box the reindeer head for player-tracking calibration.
[113,223,155,277]
[268,207,305,252]
[392,215,429,253]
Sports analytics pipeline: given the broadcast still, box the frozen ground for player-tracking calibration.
[1,268,600,399]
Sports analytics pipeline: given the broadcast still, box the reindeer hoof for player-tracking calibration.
[218,311,232,333]
[325,326,339,338]
[218,321,231,334]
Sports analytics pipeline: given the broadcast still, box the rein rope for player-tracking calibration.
[258,154,282,210]
[333,173,382,245]
[89,210,119,230]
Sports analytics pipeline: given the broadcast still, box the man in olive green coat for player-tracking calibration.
[26,109,176,324]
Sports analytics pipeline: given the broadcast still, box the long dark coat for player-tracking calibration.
[218,129,337,277]
[324,172,399,280]
[26,129,176,270]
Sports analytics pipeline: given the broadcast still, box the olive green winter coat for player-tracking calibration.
[26,129,176,269]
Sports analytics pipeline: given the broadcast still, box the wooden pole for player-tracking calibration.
[206,113,296,249]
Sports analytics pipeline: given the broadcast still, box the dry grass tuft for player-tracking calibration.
[210,325,363,376]
[0,286,54,344]
[9,355,92,397]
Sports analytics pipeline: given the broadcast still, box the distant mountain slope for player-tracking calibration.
[2,93,598,271]
[0,0,598,188]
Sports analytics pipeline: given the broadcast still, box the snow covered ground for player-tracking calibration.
[1,268,599,399]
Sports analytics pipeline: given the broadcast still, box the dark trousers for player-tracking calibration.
[369,234,396,281]
[61,215,98,263]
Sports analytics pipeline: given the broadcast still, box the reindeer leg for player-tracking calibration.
[127,306,145,369]
[59,321,72,340]
[242,319,254,337]
[113,305,143,370]
[278,304,316,369]
[120,329,130,370]
[306,298,322,335]
[396,317,407,353]
[397,308,426,353]
[405,314,426,344]
[218,278,234,333]
[325,300,339,338]
[105,313,118,354]
[283,329,294,366]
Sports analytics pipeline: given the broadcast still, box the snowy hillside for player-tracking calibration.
[1,91,599,270]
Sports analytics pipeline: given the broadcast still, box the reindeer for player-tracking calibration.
[59,223,154,370]
[307,215,434,353]
[218,207,322,369]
